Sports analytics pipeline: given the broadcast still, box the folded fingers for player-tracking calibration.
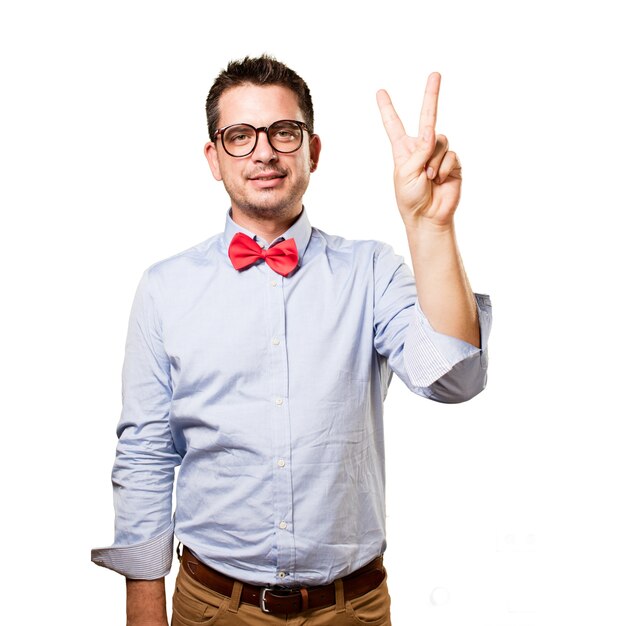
[426,136,461,184]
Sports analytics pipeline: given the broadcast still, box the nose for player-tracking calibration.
[251,129,277,163]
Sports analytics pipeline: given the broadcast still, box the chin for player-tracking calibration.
[238,203,295,221]
[236,191,302,221]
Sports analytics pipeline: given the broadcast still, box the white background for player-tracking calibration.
[2,1,624,624]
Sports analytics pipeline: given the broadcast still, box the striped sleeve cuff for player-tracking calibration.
[91,521,175,579]
[404,293,491,388]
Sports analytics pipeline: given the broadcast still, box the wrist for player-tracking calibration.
[403,216,456,239]
[126,578,167,626]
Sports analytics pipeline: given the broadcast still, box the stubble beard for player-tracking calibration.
[226,170,310,223]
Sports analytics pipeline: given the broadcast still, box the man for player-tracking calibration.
[92,55,491,625]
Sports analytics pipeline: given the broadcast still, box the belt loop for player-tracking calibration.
[228,581,243,613]
[176,542,182,562]
[334,578,346,614]
[300,587,309,612]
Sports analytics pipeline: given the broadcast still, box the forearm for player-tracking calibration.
[126,578,168,626]
[406,219,480,347]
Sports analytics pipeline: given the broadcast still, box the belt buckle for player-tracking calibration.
[260,586,300,614]
[260,587,272,613]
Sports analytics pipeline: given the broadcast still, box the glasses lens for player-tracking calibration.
[222,124,257,157]
[269,121,303,153]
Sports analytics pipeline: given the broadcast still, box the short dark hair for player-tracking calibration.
[205,55,314,141]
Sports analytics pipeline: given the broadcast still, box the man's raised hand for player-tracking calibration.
[376,73,462,230]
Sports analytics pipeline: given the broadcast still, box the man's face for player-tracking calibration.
[205,84,321,224]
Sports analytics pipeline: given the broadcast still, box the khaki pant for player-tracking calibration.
[171,562,392,626]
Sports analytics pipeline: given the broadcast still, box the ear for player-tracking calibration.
[204,141,223,181]
[308,134,322,173]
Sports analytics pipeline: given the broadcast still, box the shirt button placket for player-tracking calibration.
[266,270,295,582]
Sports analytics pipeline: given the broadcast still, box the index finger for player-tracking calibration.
[419,72,441,136]
[376,88,407,146]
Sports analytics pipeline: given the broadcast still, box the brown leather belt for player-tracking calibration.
[180,547,385,615]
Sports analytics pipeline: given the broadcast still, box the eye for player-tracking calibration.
[270,122,300,143]
[224,126,255,145]
[231,134,251,143]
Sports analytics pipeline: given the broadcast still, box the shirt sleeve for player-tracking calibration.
[372,243,492,403]
[91,269,181,579]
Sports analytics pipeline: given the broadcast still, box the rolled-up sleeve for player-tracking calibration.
[91,269,181,579]
[373,243,492,403]
[404,293,491,402]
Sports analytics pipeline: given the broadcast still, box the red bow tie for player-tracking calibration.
[228,232,299,277]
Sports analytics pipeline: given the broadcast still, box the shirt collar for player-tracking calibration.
[222,208,313,264]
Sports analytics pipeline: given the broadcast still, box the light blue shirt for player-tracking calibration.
[91,209,492,585]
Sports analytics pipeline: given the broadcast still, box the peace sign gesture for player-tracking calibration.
[377,73,462,230]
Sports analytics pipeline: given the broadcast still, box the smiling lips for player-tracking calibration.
[248,170,287,188]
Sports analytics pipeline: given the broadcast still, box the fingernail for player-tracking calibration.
[427,167,435,179]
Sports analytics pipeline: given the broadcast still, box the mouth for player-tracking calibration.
[248,171,287,188]
[249,171,287,180]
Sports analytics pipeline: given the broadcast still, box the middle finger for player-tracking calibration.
[419,72,441,136]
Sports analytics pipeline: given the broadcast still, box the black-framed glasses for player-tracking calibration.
[214,119,310,157]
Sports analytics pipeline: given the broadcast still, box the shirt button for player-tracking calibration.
[272,338,280,346]
[277,459,286,468]
[275,398,283,406]
[270,280,277,287]
[278,572,286,579]
[279,521,287,530]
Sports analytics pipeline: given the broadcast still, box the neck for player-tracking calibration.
[230,206,302,243]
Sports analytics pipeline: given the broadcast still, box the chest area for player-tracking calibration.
[161,261,375,385]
